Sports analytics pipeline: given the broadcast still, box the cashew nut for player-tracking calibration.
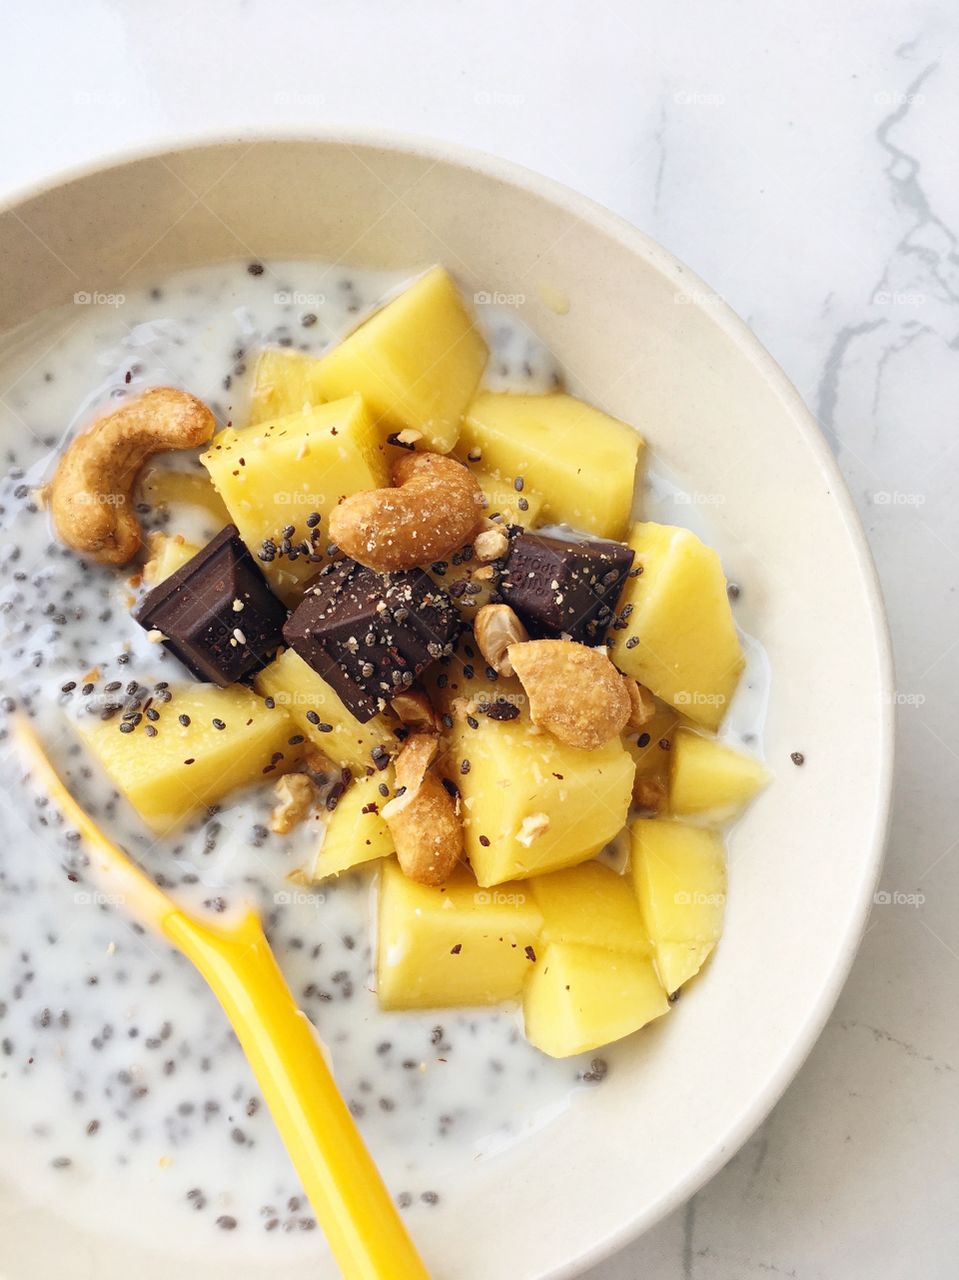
[623,678,657,730]
[516,812,550,847]
[328,451,485,572]
[472,524,510,563]
[48,387,216,565]
[508,639,631,749]
[270,772,317,835]
[473,603,529,677]
[381,733,463,885]
[390,688,440,733]
[634,775,668,813]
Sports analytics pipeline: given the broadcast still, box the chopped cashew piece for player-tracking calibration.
[328,452,485,571]
[385,733,438,802]
[508,639,631,749]
[473,603,529,677]
[624,678,657,730]
[473,525,510,563]
[48,387,216,565]
[381,733,462,885]
[390,688,439,733]
[516,812,550,847]
[634,776,668,813]
[270,773,317,835]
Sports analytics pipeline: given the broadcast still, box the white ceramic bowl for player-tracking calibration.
[0,133,893,1280]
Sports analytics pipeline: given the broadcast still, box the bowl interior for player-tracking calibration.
[0,137,891,1280]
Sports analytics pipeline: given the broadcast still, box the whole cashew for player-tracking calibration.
[508,639,631,749]
[381,732,463,885]
[328,451,485,572]
[48,387,216,565]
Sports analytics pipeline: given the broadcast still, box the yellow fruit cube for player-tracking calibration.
[523,942,669,1058]
[376,860,541,1009]
[248,348,327,425]
[630,818,727,993]
[77,684,293,833]
[531,861,651,955]
[313,267,488,453]
[311,770,395,880]
[607,522,744,731]
[142,533,202,585]
[622,697,678,807]
[201,395,388,600]
[458,392,642,538]
[423,637,527,715]
[669,728,769,822]
[138,467,231,527]
[448,713,635,886]
[473,467,544,527]
[254,647,399,773]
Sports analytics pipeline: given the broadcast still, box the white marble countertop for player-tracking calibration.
[2,2,956,1276]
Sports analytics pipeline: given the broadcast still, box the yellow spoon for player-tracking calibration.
[14,715,430,1280]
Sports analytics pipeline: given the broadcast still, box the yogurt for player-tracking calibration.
[0,260,766,1259]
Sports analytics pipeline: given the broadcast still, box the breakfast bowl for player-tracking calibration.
[0,133,893,1280]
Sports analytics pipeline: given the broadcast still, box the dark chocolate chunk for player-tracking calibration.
[283,559,460,722]
[134,525,287,686]
[499,531,634,643]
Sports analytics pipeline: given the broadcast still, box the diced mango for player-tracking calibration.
[254,647,399,773]
[523,942,669,1058]
[607,522,744,731]
[143,533,202,585]
[652,942,717,995]
[77,684,293,833]
[138,467,231,527]
[473,467,544,527]
[423,639,527,715]
[311,770,395,880]
[622,697,678,808]
[376,860,541,1009]
[248,348,327,425]
[531,861,651,955]
[458,392,642,538]
[630,817,726,994]
[448,713,635,886]
[201,395,388,600]
[313,267,488,453]
[669,728,769,822]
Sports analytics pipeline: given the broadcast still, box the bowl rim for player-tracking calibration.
[0,127,896,1277]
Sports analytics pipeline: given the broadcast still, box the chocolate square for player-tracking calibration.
[134,525,288,686]
[499,531,634,643]
[284,559,460,722]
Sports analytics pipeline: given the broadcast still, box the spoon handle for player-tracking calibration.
[164,908,431,1279]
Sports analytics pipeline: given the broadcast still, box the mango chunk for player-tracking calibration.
[622,697,679,808]
[77,684,293,833]
[201,395,388,600]
[523,942,669,1058]
[669,728,769,822]
[249,348,327,425]
[376,860,541,1009]
[653,942,717,995]
[607,522,744,731]
[254,647,399,773]
[143,533,202,585]
[138,467,231,527]
[630,817,726,994]
[313,267,488,453]
[531,861,651,955]
[447,713,635,886]
[311,770,395,880]
[458,392,642,538]
[473,467,544,527]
